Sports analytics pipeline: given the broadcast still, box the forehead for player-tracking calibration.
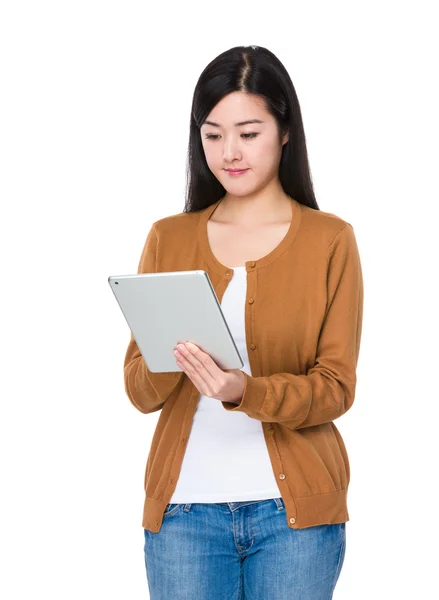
[203,91,269,126]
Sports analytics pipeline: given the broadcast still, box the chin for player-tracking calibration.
[223,187,255,197]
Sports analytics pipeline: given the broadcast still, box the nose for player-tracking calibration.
[222,135,242,163]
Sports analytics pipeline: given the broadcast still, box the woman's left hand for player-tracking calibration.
[173,342,246,405]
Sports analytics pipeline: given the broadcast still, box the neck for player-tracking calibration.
[219,182,292,226]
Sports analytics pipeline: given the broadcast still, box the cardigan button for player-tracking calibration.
[250,343,256,350]
[269,428,275,435]
[279,473,286,480]
[249,261,256,267]
[248,298,254,304]
[289,517,296,524]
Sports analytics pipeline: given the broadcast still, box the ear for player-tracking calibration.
[282,129,289,146]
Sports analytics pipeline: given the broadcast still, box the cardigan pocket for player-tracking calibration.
[291,423,349,495]
[330,423,350,485]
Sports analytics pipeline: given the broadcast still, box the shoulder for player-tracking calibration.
[150,209,199,237]
[298,202,355,247]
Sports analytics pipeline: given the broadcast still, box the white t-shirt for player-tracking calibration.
[170,266,281,503]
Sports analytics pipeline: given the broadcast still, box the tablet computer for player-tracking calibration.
[108,270,244,373]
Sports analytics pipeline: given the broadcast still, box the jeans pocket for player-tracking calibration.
[330,523,347,592]
[163,503,183,518]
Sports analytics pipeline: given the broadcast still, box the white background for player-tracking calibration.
[1,1,438,598]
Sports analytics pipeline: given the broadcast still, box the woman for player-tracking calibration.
[124,45,364,599]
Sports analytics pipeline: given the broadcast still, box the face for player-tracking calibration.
[200,91,289,196]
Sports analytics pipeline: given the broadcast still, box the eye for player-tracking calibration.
[204,133,259,141]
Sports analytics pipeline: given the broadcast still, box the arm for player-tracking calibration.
[221,223,364,430]
[123,224,183,414]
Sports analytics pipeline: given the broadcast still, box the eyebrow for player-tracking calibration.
[202,119,264,127]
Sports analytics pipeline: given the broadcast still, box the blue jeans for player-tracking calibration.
[143,497,346,599]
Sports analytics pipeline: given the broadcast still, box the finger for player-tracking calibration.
[183,343,221,379]
[178,344,219,395]
[176,354,208,395]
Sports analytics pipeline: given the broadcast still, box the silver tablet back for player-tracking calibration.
[108,270,243,373]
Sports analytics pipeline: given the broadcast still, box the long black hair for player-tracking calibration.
[183,45,319,213]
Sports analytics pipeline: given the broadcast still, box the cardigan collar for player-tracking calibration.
[197,196,302,278]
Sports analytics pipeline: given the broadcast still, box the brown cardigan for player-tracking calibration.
[124,197,364,533]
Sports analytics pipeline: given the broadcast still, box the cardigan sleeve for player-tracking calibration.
[221,223,364,430]
[123,224,183,414]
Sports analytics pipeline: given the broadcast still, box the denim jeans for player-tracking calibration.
[143,497,346,599]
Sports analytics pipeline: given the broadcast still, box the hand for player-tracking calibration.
[173,342,246,405]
